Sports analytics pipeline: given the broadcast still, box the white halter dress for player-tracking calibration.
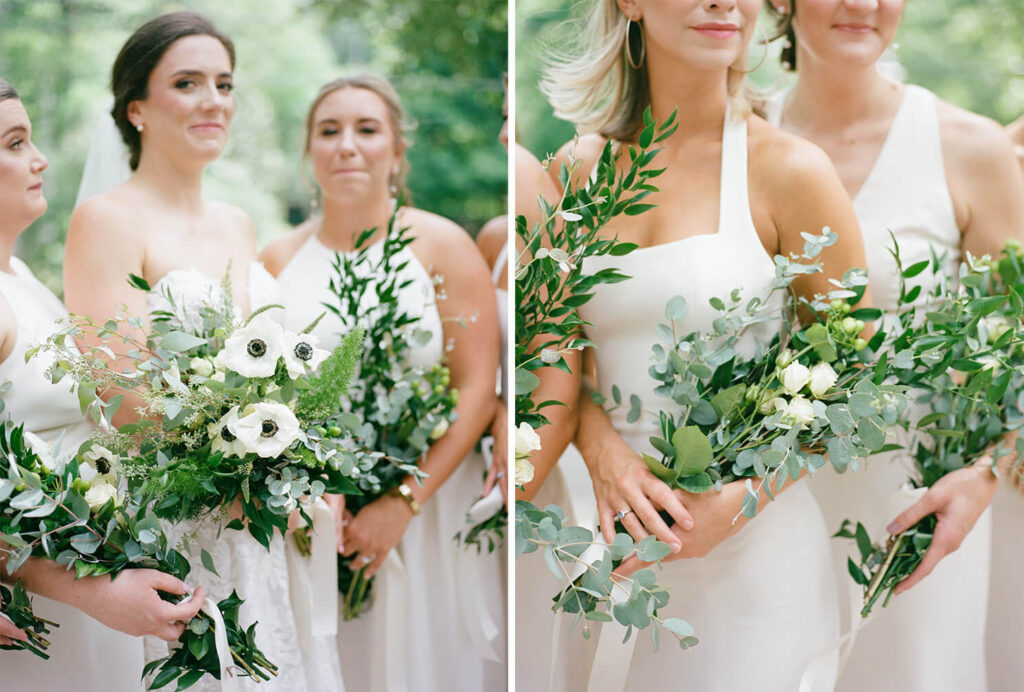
[276,230,500,692]
[769,83,992,692]
[140,262,344,692]
[521,112,840,691]
[0,257,146,690]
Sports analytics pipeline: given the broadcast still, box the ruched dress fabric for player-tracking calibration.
[0,257,146,690]
[519,113,840,691]
[140,262,344,692]
[276,231,502,692]
[768,83,991,692]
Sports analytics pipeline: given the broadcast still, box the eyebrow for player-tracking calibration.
[315,117,384,126]
[2,125,27,139]
[170,69,233,79]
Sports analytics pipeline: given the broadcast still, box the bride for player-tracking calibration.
[520,0,873,689]
[62,12,342,690]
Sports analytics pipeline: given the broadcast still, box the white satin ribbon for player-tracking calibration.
[455,535,503,664]
[287,497,339,640]
[797,485,927,692]
[373,551,409,692]
[198,596,241,692]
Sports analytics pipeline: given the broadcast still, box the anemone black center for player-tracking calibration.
[295,342,314,361]
[220,426,236,443]
[96,457,111,475]
[260,420,278,438]
[247,338,268,358]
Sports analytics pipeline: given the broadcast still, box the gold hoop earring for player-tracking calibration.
[732,29,769,75]
[625,18,645,70]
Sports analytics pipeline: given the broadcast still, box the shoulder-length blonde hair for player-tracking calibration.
[540,0,752,141]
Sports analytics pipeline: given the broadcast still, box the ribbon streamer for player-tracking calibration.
[197,594,241,692]
[373,551,410,692]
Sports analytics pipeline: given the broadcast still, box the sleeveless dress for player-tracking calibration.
[768,84,992,691]
[140,262,344,692]
[0,257,146,690]
[276,230,496,692]
[523,112,840,691]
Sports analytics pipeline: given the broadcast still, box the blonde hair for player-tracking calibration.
[304,73,412,200]
[541,0,752,141]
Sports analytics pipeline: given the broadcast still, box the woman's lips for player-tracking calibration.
[833,23,874,34]
[692,23,739,39]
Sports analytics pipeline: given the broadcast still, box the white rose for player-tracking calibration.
[515,456,535,486]
[787,396,816,426]
[219,317,285,378]
[281,331,330,380]
[190,357,214,377]
[429,418,450,440]
[808,362,839,398]
[514,422,541,459]
[210,370,226,383]
[84,482,119,511]
[231,401,303,458]
[779,362,811,395]
[984,315,1011,345]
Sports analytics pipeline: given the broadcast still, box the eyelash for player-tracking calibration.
[173,79,234,92]
[320,127,379,136]
[8,139,23,150]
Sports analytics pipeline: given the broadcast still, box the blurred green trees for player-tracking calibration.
[0,0,507,293]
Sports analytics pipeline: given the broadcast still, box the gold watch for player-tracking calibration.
[391,483,421,515]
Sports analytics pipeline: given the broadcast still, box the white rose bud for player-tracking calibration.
[190,357,214,377]
[780,362,811,395]
[430,418,450,440]
[210,370,226,383]
[808,362,839,398]
[84,482,119,511]
[514,422,542,459]
[787,396,816,426]
[515,456,535,486]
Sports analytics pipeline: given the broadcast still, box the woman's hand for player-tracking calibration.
[886,462,998,594]
[0,610,28,646]
[76,570,206,642]
[482,399,509,505]
[341,495,414,579]
[614,481,752,576]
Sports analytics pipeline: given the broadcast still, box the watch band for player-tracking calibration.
[392,482,421,515]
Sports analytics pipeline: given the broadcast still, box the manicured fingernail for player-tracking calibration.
[682,519,694,530]
[671,542,682,552]
[887,521,900,534]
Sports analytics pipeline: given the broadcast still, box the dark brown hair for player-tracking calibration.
[110,12,235,170]
[766,3,797,71]
[0,77,18,102]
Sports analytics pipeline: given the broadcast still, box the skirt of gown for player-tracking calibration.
[986,483,1024,691]
[336,453,505,691]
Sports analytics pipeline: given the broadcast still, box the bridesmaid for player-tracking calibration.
[764,1,1024,690]
[0,76,204,690]
[522,0,871,689]
[261,74,500,691]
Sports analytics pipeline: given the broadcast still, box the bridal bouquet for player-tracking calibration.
[617,230,912,519]
[28,280,365,550]
[840,241,1024,616]
[0,420,275,688]
[323,204,459,619]
[515,111,697,649]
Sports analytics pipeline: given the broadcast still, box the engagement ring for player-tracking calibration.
[615,509,634,522]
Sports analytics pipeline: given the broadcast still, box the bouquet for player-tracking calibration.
[621,230,913,519]
[0,420,275,689]
[840,241,1024,616]
[323,204,459,619]
[28,277,365,550]
[454,434,508,553]
[515,111,697,649]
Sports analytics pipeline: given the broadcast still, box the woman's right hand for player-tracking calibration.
[0,610,28,646]
[77,569,205,642]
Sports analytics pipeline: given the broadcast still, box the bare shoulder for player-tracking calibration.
[66,190,147,255]
[400,207,479,270]
[552,133,608,190]
[476,215,508,269]
[936,98,1018,172]
[259,219,317,277]
[748,116,837,200]
[208,201,256,249]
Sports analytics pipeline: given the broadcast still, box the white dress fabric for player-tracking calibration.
[769,84,992,691]
[986,483,1024,689]
[0,257,145,690]
[276,230,499,692]
[140,262,344,692]
[520,113,840,691]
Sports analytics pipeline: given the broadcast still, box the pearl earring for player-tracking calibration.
[136,123,144,133]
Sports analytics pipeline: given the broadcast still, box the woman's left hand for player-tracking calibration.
[482,400,509,505]
[614,481,752,576]
[886,462,998,594]
[341,495,415,578]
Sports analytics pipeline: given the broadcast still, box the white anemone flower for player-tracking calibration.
[281,331,330,379]
[85,481,120,511]
[208,406,248,457]
[232,402,303,458]
[220,317,285,378]
[80,445,119,485]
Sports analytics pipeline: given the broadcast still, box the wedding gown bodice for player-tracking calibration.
[146,261,282,329]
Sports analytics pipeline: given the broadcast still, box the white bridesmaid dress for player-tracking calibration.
[0,257,145,690]
[769,83,992,691]
[276,229,500,691]
[520,111,840,691]
[139,262,344,692]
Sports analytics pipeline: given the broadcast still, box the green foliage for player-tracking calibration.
[295,326,364,421]
[0,582,56,659]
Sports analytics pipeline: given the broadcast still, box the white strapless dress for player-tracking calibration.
[0,257,146,690]
[276,231,502,692]
[519,113,839,691]
[140,262,344,692]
